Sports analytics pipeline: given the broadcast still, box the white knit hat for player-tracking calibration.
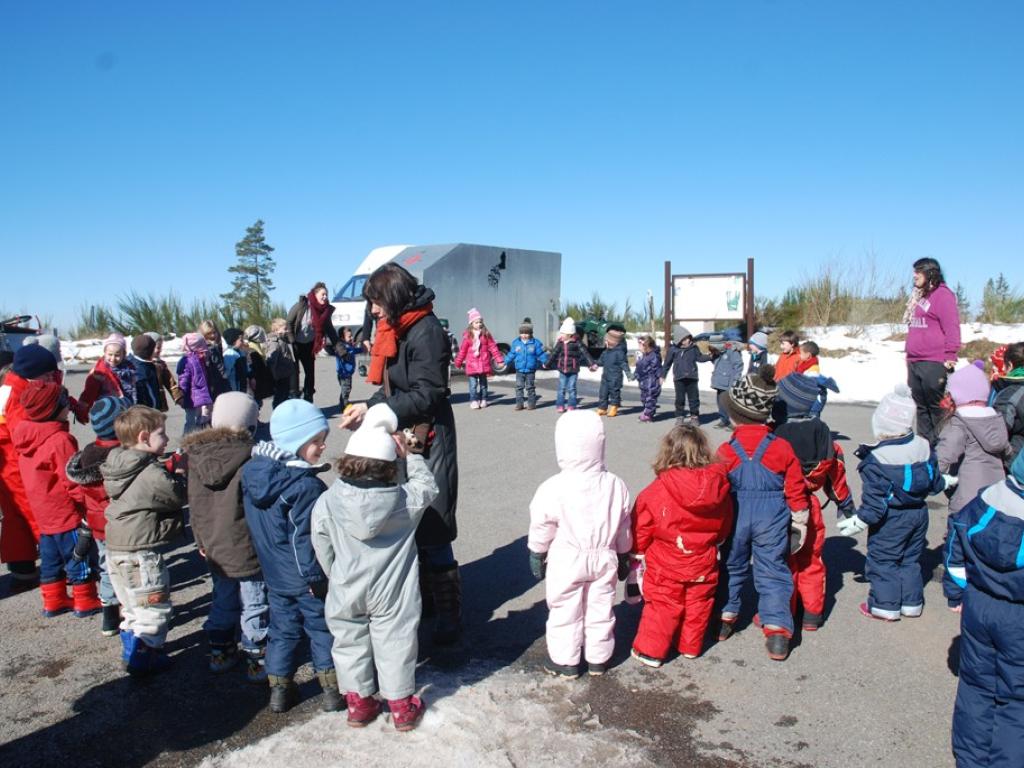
[872,383,917,439]
[345,403,399,461]
[558,317,576,336]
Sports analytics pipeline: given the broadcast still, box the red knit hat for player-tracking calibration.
[20,379,68,422]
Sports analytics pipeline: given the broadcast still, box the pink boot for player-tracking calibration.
[346,692,381,727]
[389,695,426,732]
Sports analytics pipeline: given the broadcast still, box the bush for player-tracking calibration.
[961,338,1002,364]
[977,274,1024,324]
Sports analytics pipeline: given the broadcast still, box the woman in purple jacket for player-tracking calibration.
[904,258,961,445]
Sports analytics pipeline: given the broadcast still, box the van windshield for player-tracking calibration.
[333,275,367,303]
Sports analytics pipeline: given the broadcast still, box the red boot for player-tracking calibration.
[40,580,73,617]
[389,695,426,732]
[345,692,382,728]
[72,582,103,617]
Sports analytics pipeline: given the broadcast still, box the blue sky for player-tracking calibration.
[1,2,1021,332]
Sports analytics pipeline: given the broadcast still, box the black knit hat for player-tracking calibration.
[728,371,778,423]
[223,328,244,347]
[12,344,57,380]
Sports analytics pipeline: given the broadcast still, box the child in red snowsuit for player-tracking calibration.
[630,425,732,666]
[12,379,101,618]
[774,373,855,630]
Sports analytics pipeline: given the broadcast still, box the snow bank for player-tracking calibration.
[61,335,184,364]
[200,662,655,768]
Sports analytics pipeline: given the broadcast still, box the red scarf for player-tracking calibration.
[366,304,434,385]
[308,291,333,355]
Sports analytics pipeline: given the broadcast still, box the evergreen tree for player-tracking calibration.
[222,219,276,325]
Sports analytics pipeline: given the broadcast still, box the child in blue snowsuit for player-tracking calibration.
[334,327,359,411]
[596,328,632,417]
[504,319,549,410]
[241,399,340,714]
[661,327,715,425]
[838,384,951,620]
[633,335,661,422]
[944,451,1024,768]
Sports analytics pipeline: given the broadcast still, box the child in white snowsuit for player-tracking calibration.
[528,410,632,677]
[313,404,439,732]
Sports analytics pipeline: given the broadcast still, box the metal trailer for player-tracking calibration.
[378,243,562,352]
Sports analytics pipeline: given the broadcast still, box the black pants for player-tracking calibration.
[907,360,948,446]
[292,341,316,402]
[674,378,700,419]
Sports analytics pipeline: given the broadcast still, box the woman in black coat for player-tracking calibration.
[286,281,342,403]
[339,263,461,644]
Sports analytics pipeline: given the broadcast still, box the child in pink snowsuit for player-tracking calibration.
[528,410,632,677]
[453,308,504,409]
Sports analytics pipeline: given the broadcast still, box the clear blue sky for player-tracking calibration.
[1,2,1021,331]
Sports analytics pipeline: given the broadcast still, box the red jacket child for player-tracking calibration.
[631,458,733,662]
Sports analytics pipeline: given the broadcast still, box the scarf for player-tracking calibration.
[366,304,434,385]
[308,291,333,355]
[902,286,923,326]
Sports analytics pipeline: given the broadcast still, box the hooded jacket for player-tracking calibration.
[504,336,549,374]
[312,454,438,616]
[710,343,745,390]
[597,342,632,383]
[242,441,329,595]
[545,335,595,375]
[661,342,714,381]
[937,407,1010,513]
[855,433,947,525]
[12,419,84,535]
[102,447,186,551]
[633,347,662,390]
[65,438,120,539]
[454,330,503,376]
[131,355,162,410]
[265,333,296,382]
[177,352,213,410]
[992,374,1024,467]
[78,358,135,420]
[632,463,732,583]
[528,413,632,558]
[183,427,261,579]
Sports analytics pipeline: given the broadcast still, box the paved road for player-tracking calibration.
[0,362,959,766]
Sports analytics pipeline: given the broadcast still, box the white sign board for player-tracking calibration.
[673,274,745,321]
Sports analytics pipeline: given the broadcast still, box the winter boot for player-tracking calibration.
[607,405,619,417]
[527,399,537,410]
[268,675,299,713]
[123,632,171,676]
[389,695,426,732]
[346,692,382,727]
[209,642,239,673]
[72,581,103,617]
[631,648,663,668]
[765,633,790,662]
[245,648,268,683]
[802,611,824,631]
[8,561,39,594]
[418,559,436,619]
[587,661,608,676]
[543,658,581,679]
[430,563,462,645]
[596,407,608,416]
[718,614,737,641]
[638,412,652,422]
[101,604,121,637]
[514,403,524,411]
[40,579,73,617]
[316,668,345,712]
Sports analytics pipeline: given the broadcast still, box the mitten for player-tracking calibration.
[837,514,868,537]
[836,496,858,521]
[529,550,547,580]
[789,509,809,554]
[617,553,632,581]
[309,580,329,600]
[72,522,94,561]
[942,474,959,489]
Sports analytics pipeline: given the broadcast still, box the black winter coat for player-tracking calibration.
[286,295,340,349]
[367,286,459,547]
[661,343,713,381]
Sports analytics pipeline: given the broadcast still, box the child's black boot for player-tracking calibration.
[317,668,345,712]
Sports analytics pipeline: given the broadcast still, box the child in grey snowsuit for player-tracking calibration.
[596,328,633,417]
[711,340,745,429]
[313,403,439,732]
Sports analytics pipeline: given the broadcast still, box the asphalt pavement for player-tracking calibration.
[0,361,960,767]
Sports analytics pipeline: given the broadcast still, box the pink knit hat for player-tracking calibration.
[102,332,127,351]
[467,308,482,324]
[948,361,991,406]
[183,332,208,354]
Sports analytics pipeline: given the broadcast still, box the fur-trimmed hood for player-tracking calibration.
[183,427,254,491]
[65,440,120,486]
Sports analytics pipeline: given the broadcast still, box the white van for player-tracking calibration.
[331,245,412,341]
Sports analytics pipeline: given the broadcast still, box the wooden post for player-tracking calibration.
[746,257,755,338]
[663,260,672,358]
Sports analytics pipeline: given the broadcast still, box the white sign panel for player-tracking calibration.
[673,274,745,321]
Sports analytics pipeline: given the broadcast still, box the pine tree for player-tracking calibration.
[222,220,276,325]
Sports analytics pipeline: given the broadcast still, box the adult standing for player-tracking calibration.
[904,257,961,445]
[338,263,461,645]
[287,282,343,403]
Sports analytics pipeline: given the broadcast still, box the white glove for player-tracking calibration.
[789,509,809,554]
[837,514,868,537]
[942,474,959,489]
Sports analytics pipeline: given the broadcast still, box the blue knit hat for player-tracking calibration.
[777,374,840,419]
[12,344,57,380]
[1011,450,1024,486]
[89,396,129,440]
[270,399,329,456]
[748,331,769,350]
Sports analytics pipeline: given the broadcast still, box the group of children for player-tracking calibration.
[0,338,445,732]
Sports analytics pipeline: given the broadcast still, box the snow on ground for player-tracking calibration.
[63,322,1024,404]
[199,662,655,768]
